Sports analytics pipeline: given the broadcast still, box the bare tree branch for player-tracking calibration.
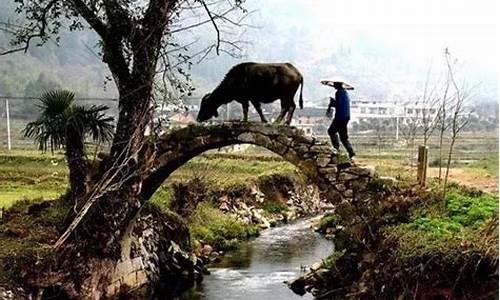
[199,0,221,54]
[69,0,107,37]
[0,0,58,55]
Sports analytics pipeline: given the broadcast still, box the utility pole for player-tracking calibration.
[395,104,403,141]
[396,115,399,141]
[5,99,11,151]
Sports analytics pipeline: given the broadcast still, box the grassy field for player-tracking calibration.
[0,150,68,208]
[1,145,497,209]
[358,152,499,194]
[0,148,299,209]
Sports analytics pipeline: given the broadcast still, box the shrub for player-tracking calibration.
[189,203,259,250]
[262,201,288,214]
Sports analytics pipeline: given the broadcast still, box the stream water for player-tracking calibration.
[179,217,334,300]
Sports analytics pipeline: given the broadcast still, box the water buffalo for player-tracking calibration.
[196,62,304,125]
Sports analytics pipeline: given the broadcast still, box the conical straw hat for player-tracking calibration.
[320,78,354,90]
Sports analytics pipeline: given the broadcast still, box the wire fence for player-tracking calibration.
[0,97,118,151]
[1,97,498,165]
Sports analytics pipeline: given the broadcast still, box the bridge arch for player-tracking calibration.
[141,122,373,201]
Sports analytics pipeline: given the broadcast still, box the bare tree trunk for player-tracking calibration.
[65,131,88,204]
[438,126,445,181]
[438,69,451,183]
[70,79,156,254]
[442,135,456,198]
[441,48,471,198]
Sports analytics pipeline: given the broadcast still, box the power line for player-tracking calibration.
[0,96,117,101]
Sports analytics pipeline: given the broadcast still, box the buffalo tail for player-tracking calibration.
[299,77,304,109]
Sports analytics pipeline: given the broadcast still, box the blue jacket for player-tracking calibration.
[330,88,351,121]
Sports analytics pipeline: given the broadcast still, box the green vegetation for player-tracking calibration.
[0,148,299,288]
[407,190,498,236]
[148,150,302,251]
[385,184,498,263]
[188,202,259,250]
[322,249,346,268]
[0,148,300,209]
[0,150,68,208]
[313,212,341,235]
[166,155,299,192]
[1,148,300,254]
[262,201,288,214]
[308,165,498,298]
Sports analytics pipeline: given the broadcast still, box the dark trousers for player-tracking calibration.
[328,119,355,158]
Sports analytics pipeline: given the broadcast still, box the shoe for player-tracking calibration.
[349,155,356,164]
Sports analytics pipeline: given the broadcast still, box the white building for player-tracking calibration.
[350,99,438,123]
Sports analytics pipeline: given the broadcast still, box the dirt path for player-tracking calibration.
[427,167,499,194]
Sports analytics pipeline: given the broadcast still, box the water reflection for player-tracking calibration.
[179,218,334,300]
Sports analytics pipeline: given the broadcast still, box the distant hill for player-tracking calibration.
[0,0,497,116]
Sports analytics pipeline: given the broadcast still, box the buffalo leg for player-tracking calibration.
[251,101,268,123]
[274,104,287,123]
[285,103,296,125]
[242,101,249,122]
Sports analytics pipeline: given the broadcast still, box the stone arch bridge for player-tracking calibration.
[142,122,375,202]
[107,122,378,297]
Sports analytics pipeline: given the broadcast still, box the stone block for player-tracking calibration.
[271,142,289,156]
[122,272,138,288]
[324,173,337,182]
[334,184,346,192]
[310,145,331,153]
[106,280,121,297]
[293,134,315,145]
[114,260,133,279]
[253,125,281,136]
[350,182,367,193]
[316,155,331,167]
[253,134,274,148]
[346,166,376,177]
[130,257,145,271]
[343,189,353,198]
[339,172,358,182]
[318,167,337,174]
[237,132,255,143]
[275,135,292,147]
[136,270,148,285]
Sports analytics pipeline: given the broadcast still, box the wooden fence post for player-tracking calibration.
[417,145,429,186]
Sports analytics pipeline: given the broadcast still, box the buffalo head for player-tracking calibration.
[197,93,219,122]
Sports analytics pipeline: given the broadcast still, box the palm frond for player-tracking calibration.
[67,105,115,143]
[84,105,115,143]
[37,90,75,118]
[24,89,114,153]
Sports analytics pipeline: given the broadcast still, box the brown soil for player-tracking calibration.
[427,167,499,194]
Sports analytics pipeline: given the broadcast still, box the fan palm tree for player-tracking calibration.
[24,90,114,202]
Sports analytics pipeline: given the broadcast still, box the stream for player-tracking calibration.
[179,217,334,300]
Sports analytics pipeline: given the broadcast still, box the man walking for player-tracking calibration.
[324,80,356,161]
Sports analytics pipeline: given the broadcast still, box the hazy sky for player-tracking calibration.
[305,0,499,68]
[209,0,500,100]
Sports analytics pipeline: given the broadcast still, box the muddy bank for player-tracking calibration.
[0,199,202,299]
